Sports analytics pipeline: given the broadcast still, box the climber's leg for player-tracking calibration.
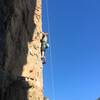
[41,49,46,64]
[41,50,44,58]
[41,56,46,64]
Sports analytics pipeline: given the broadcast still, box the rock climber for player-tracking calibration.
[41,32,49,64]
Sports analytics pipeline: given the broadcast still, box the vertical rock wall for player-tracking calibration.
[22,0,43,100]
[0,0,44,100]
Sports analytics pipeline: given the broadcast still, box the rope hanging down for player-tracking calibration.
[45,0,56,100]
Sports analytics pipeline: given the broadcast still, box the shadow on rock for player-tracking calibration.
[0,0,36,100]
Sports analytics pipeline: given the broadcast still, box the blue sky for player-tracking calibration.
[42,0,100,100]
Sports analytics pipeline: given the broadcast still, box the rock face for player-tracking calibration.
[0,0,43,100]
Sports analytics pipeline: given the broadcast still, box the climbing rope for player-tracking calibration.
[45,0,56,100]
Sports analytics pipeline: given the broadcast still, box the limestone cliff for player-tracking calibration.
[0,0,43,100]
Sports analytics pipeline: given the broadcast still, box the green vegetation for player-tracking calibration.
[97,97,100,100]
